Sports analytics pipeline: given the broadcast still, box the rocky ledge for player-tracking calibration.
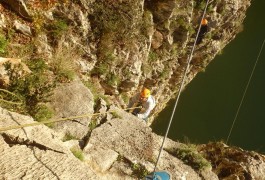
[1,105,264,179]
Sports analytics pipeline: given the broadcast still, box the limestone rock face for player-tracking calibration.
[84,106,218,179]
[0,0,252,119]
[35,33,53,58]
[0,14,6,28]
[1,0,263,179]
[49,79,94,139]
[0,106,265,179]
[84,144,119,173]
[0,107,97,179]
[14,20,32,36]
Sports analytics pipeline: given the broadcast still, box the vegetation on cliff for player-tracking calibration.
[2,0,263,179]
[0,0,250,122]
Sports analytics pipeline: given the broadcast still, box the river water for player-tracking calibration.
[152,0,265,153]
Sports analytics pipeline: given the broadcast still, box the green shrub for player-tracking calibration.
[167,145,211,171]
[84,80,110,105]
[83,80,103,103]
[131,163,149,179]
[117,155,149,179]
[106,73,121,87]
[92,63,109,76]
[48,19,68,38]
[148,50,158,62]
[70,147,84,161]
[50,44,77,82]
[160,68,170,79]
[0,33,8,56]
[92,2,130,33]
[4,58,55,116]
[32,12,46,34]
[56,69,75,82]
[142,63,152,76]
[33,104,54,122]
[105,52,116,62]
[194,0,214,12]
[63,132,78,142]
[121,92,130,104]
[194,0,207,11]
[110,111,121,119]
[142,10,154,37]
[88,119,98,131]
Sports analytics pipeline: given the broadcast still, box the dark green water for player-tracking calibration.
[152,0,265,153]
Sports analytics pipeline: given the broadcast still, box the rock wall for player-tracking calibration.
[0,107,97,179]
[0,0,251,119]
[1,0,264,179]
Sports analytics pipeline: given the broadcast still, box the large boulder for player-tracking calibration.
[49,79,94,139]
[84,106,218,179]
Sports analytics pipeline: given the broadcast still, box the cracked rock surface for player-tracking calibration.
[1,105,265,179]
[0,107,97,179]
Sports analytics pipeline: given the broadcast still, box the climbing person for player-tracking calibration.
[127,87,156,121]
[196,18,208,44]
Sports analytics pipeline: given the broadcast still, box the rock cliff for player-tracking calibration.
[1,0,264,179]
[0,0,251,118]
[1,106,265,179]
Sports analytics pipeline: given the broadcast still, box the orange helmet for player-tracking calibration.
[201,18,208,25]
[141,88,151,98]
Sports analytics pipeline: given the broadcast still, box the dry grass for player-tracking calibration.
[49,42,79,82]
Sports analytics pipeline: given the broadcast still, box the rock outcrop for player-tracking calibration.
[0,107,97,179]
[1,106,265,179]
[0,0,252,118]
[84,106,219,179]
[1,0,263,179]
[198,142,265,179]
[0,106,215,179]
[49,79,94,139]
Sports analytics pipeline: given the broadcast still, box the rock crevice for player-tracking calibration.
[2,133,65,154]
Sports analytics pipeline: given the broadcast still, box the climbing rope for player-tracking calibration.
[226,38,265,144]
[0,88,23,105]
[0,107,139,132]
[152,0,211,175]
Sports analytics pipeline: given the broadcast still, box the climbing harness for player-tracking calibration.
[226,38,265,144]
[148,0,211,179]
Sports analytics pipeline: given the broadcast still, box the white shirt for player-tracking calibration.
[128,93,156,119]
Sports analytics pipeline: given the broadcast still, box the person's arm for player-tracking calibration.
[137,108,152,119]
[137,97,155,119]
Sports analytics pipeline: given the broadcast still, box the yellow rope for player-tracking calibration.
[0,89,23,105]
[0,107,139,132]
